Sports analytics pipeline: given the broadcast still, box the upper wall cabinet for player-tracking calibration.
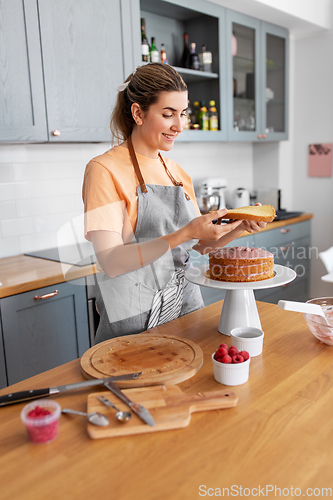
[226,11,289,141]
[0,0,289,143]
[135,2,289,142]
[0,0,135,143]
[138,0,227,141]
[38,0,125,142]
[0,0,48,142]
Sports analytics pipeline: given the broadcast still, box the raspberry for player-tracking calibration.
[239,350,249,361]
[217,347,228,357]
[219,343,228,351]
[232,354,244,363]
[221,354,232,364]
[228,346,239,356]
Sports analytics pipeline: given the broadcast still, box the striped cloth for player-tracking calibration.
[147,269,185,329]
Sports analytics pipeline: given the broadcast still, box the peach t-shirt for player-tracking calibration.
[82,144,200,242]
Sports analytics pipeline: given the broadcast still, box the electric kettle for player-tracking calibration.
[232,187,250,208]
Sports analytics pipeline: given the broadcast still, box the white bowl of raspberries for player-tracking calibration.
[212,344,250,386]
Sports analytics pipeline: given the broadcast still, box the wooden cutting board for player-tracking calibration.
[80,334,203,387]
[87,386,238,438]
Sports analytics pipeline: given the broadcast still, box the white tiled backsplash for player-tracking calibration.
[0,142,253,259]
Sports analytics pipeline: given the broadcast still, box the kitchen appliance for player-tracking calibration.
[25,242,96,267]
[197,177,227,213]
[254,189,303,220]
[232,187,250,208]
[255,188,280,210]
[87,385,238,438]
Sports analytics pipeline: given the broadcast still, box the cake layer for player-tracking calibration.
[206,268,275,282]
[208,246,275,283]
[210,262,274,276]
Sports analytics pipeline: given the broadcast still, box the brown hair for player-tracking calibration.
[110,63,187,143]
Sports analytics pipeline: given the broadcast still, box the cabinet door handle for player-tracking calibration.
[257,134,262,139]
[52,130,61,136]
[263,134,267,139]
[280,246,291,251]
[280,228,290,234]
[34,290,59,300]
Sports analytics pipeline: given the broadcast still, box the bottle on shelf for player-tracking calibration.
[150,37,159,63]
[191,101,200,128]
[199,45,212,72]
[189,42,200,70]
[198,101,209,130]
[160,44,168,65]
[141,18,149,62]
[180,33,190,68]
[208,100,218,131]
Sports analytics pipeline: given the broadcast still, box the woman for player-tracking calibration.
[83,63,265,344]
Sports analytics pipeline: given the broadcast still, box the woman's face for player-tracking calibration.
[132,91,188,158]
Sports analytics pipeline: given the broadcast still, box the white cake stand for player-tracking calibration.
[185,264,297,336]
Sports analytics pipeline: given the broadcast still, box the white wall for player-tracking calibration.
[0,141,254,258]
[293,21,333,297]
[0,143,107,257]
[209,0,331,38]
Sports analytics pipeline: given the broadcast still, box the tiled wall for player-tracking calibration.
[0,141,253,258]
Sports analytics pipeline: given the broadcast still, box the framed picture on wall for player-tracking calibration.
[308,143,332,177]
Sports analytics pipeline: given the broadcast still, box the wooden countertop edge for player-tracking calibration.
[0,257,97,299]
[0,214,312,299]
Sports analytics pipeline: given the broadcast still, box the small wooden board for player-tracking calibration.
[87,386,238,438]
[80,334,203,388]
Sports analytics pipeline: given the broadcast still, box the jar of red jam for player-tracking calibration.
[21,399,61,444]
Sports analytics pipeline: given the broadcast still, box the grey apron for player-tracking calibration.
[94,140,204,344]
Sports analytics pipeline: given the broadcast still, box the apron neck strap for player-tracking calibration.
[127,135,148,194]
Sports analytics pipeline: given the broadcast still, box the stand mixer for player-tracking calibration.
[197,177,227,214]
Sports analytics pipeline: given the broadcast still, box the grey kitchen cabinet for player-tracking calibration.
[0,0,48,142]
[226,10,289,141]
[38,0,127,142]
[138,0,227,141]
[0,0,134,143]
[254,220,311,303]
[190,220,311,307]
[135,0,289,143]
[0,314,7,389]
[0,278,89,386]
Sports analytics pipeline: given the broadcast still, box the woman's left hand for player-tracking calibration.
[238,203,267,233]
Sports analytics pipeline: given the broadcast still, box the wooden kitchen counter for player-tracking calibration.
[0,299,332,500]
[0,254,96,298]
[0,214,312,299]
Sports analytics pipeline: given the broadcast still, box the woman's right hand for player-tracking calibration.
[185,209,243,241]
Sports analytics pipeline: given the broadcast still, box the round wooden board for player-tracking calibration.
[80,333,204,387]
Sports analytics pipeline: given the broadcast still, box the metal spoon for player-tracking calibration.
[62,408,109,426]
[97,395,132,422]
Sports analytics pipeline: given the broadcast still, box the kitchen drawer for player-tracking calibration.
[273,237,310,275]
[0,278,90,386]
[255,276,309,304]
[255,220,311,249]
